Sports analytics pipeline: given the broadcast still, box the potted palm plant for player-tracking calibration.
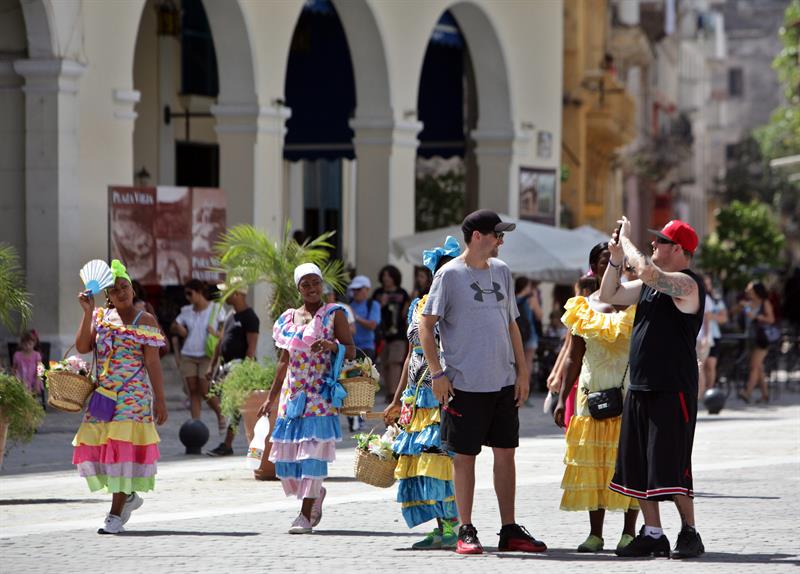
[0,243,32,331]
[0,374,45,469]
[213,222,350,317]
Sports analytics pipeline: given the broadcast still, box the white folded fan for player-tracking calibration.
[246,416,271,470]
[80,259,115,295]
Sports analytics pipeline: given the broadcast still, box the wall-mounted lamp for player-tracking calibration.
[134,166,151,187]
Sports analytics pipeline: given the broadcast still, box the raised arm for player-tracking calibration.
[599,222,642,306]
[615,216,698,310]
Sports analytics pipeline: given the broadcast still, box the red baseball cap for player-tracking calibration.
[648,220,698,254]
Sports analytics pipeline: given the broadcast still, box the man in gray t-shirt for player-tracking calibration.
[424,257,518,392]
[419,209,547,555]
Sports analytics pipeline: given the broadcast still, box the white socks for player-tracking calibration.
[644,525,663,539]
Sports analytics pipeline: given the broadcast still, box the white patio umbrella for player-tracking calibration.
[391,217,612,283]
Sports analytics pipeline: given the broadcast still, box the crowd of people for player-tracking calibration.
[0,203,785,554]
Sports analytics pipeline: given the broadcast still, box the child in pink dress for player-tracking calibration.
[12,331,43,396]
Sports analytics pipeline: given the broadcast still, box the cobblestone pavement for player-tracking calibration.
[1,361,798,573]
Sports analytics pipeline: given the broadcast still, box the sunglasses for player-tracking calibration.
[493,231,505,240]
[656,237,676,245]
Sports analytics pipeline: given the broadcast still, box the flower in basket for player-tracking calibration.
[354,427,397,461]
[47,356,92,380]
[339,356,380,388]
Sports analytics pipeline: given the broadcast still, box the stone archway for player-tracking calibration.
[439,2,516,215]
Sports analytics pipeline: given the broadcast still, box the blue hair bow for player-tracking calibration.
[422,235,462,273]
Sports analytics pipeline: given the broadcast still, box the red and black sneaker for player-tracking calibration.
[498,523,547,553]
[456,523,484,555]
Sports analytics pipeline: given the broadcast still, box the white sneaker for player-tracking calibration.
[351,416,362,432]
[310,487,326,527]
[98,513,125,535]
[288,513,312,534]
[120,492,143,525]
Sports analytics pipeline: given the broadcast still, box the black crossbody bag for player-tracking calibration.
[584,364,628,420]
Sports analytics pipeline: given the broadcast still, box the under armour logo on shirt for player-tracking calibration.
[469,281,505,303]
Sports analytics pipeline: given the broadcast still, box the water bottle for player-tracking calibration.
[246,416,271,470]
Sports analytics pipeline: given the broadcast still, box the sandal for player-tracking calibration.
[737,391,751,403]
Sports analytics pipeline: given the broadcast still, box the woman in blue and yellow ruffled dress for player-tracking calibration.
[384,237,460,549]
[553,285,639,553]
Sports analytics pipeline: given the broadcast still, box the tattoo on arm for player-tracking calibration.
[642,267,697,297]
[621,237,647,272]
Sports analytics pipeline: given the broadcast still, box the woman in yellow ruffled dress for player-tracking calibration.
[553,267,639,553]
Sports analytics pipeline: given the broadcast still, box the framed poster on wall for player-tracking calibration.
[109,186,226,286]
[519,167,556,226]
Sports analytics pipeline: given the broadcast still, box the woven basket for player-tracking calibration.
[353,448,397,488]
[340,376,377,415]
[47,370,95,413]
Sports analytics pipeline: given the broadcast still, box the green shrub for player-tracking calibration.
[0,373,45,443]
[211,358,276,426]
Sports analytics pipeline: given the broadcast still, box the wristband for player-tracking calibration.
[608,259,621,268]
[431,371,446,380]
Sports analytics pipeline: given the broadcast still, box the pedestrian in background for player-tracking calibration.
[206,278,260,457]
[73,260,167,534]
[12,331,44,397]
[348,275,381,431]
[702,275,728,390]
[739,281,777,404]
[421,209,546,555]
[171,279,226,431]
[374,265,410,403]
[600,218,706,559]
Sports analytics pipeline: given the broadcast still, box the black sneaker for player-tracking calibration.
[672,526,705,559]
[456,523,484,554]
[206,443,234,457]
[615,526,670,558]
[498,523,547,552]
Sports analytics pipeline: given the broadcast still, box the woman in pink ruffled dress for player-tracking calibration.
[258,263,355,534]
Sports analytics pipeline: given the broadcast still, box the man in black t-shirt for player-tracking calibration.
[206,279,260,456]
[599,218,706,559]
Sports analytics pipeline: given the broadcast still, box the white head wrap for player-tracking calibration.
[294,263,323,287]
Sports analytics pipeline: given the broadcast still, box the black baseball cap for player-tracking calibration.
[461,209,516,237]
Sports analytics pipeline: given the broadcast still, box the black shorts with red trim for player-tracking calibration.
[609,389,697,501]
[440,386,519,456]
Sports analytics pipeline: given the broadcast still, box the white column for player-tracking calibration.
[350,117,421,282]
[158,34,178,185]
[212,102,290,359]
[13,58,85,355]
[0,63,26,270]
[472,129,529,217]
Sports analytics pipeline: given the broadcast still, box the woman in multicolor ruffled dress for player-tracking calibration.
[384,237,460,549]
[73,260,168,535]
[258,263,355,534]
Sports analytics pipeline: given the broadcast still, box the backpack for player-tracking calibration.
[369,299,385,352]
[515,297,533,343]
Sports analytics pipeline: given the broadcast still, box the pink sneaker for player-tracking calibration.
[310,487,326,527]
[289,513,312,534]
